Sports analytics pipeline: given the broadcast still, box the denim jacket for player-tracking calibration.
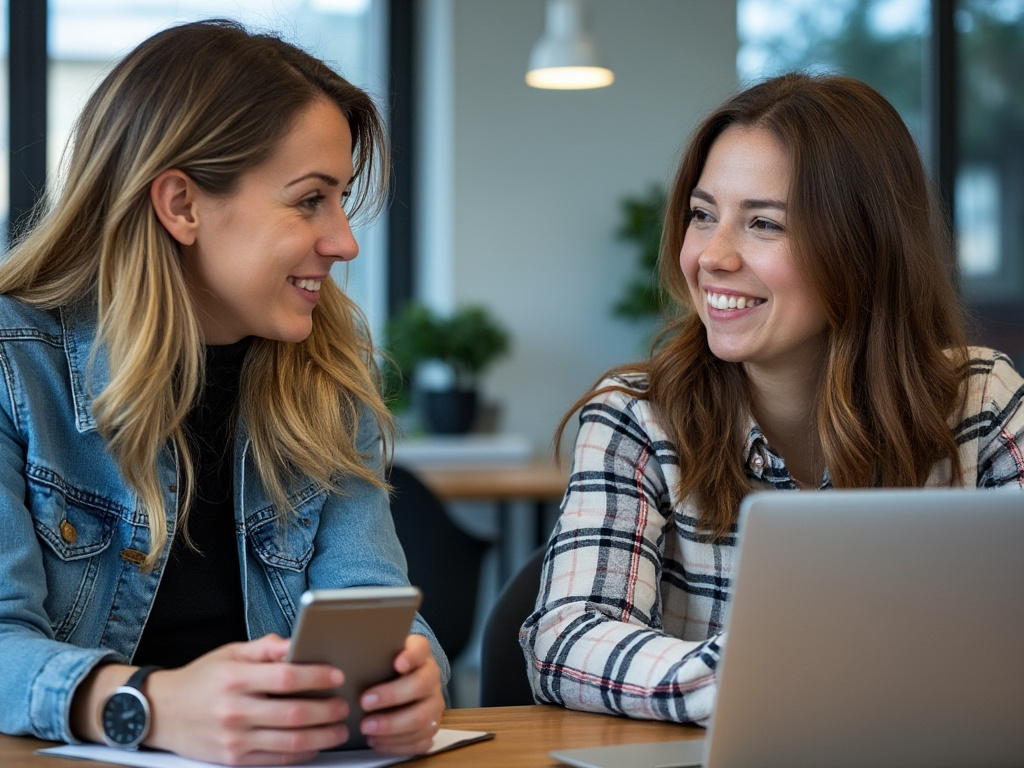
[0,295,448,742]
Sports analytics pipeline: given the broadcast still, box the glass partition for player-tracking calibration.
[955,0,1024,300]
[737,0,1024,310]
[0,0,8,250]
[46,0,387,330]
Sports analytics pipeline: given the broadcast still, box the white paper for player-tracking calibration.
[38,728,492,768]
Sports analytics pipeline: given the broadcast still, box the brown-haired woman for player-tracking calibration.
[521,72,1024,724]
[0,19,445,762]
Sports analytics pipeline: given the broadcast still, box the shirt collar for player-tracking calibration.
[742,417,832,490]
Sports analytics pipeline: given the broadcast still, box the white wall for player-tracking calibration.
[417,0,738,455]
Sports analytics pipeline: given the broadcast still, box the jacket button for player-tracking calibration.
[168,485,177,493]
[60,520,77,543]
[120,548,146,565]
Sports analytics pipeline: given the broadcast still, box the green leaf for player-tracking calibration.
[383,302,511,395]
[613,184,668,321]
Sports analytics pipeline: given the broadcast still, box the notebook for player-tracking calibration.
[551,487,1024,768]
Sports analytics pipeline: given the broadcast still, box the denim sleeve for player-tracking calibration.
[0,372,121,741]
[305,409,450,689]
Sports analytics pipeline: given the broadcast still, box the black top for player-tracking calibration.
[133,338,252,668]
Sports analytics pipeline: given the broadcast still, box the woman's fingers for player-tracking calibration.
[146,636,351,764]
[144,633,444,762]
[357,634,444,753]
[392,633,433,674]
[361,634,439,710]
[220,636,345,697]
[361,688,435,734]
[239,690,349,730]
[227,633,291,663]
[361,662,438,722]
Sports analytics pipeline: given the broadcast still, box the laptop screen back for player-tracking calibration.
[705,488,1024,768]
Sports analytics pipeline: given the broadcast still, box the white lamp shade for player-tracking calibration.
[526,0,614,90]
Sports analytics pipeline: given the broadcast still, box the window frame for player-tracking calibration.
[4,0,415,318]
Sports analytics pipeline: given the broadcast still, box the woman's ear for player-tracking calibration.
[150,169,199,246]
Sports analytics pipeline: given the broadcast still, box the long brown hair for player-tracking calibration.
[0,19,392,567]
[558,72,968,540]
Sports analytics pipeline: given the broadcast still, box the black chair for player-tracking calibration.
[479,545,547,707]
[387,464,490,671]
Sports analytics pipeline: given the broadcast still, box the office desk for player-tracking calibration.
[414,461,568,583]
[414,460,569,502]
[0,705,699,768]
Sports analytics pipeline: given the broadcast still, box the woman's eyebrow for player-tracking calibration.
[741,198,787,211]
[690,188,715,205]
[286,172,340,187]
[690,187,787,211]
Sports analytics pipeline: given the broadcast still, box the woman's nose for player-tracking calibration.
[697,227,742,273]
[318,207,359,262]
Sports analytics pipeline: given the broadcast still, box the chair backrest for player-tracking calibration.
[387,464,490,665]
[479,545,547,707]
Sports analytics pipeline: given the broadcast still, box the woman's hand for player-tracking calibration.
[358,633,445,754]
[145,634,349,765]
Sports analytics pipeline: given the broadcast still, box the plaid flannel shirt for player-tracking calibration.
[521,347,1024,724]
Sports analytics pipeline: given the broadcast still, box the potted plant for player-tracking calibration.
[384,303,511,434]
[612,184,668,322]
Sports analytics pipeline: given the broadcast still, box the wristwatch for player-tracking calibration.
[101,665,160,750]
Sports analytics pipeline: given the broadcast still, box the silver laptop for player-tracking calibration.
[551,488,1024,768]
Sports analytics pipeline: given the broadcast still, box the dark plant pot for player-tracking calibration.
[422,388,478,434]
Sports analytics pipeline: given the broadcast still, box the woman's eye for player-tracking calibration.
[687,208,714,225]
[301,193,326,211]
[752,217,784,233]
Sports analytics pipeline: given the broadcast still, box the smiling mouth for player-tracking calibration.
[706,290,765,310]
[289,277,322,292]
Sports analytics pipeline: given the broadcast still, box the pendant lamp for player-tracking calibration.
[526,0,614,90]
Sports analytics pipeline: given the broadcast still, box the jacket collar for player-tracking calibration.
[60,299,109,434]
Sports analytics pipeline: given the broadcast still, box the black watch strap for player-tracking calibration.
[123,665,160,693]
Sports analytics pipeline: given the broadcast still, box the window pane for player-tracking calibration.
[47,0,387,332]
[0,0,8,249]
[956,0,1024,300]
[738,0,928,158]
[738,0,1024,308]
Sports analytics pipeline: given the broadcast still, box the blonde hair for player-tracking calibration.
[558,73,968,540]
[0,19,392,568]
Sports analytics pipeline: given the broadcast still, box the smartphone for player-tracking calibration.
[284,585,422,750]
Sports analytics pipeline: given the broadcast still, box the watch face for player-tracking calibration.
[102,689,149,748]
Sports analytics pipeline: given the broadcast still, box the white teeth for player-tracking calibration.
[291,278,322,292]
[706,291,763,310]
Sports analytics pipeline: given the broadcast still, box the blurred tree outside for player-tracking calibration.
[737,0,1024,300]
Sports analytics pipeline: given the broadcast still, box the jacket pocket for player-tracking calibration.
[247,486,326,573]
[28,476,116,642]
[246,486,326,623]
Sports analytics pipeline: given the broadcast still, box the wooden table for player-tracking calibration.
[0,705,700,767]
[413,460,569,502]
[414,461,569,583]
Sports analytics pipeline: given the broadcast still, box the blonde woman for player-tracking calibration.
[0,19,446,763]
[523,73,1024,724]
